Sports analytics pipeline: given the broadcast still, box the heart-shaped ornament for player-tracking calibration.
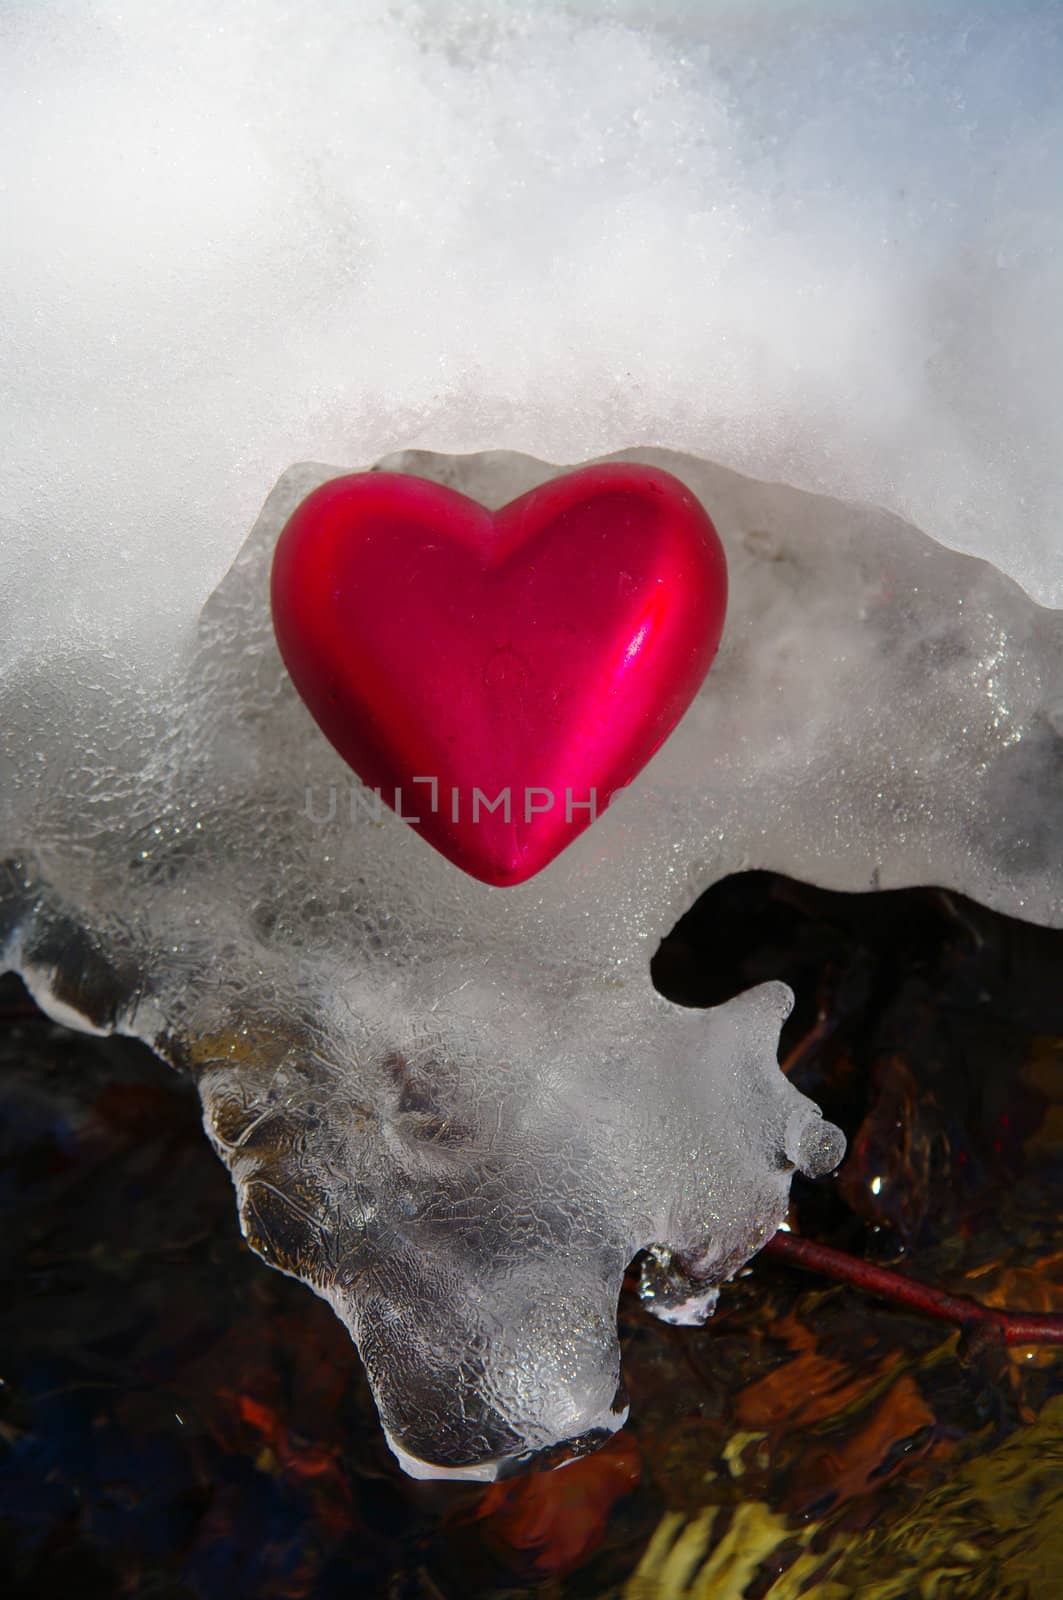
[270,463,727,886]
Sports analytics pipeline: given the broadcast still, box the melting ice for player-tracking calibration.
[4,446,1063,1475]
[2,2,1063,1477]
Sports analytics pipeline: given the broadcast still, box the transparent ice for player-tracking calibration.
[4,446,1063,1476]
[2,2,1062,1478]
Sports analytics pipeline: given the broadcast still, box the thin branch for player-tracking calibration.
[762,1230,1063,1346]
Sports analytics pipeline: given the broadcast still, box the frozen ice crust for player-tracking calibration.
[4,447,1061,1474]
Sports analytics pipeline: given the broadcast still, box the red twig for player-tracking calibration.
[778,1011,835,1078]
[763,1231,1063,1347]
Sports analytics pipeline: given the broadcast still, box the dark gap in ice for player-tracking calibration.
[653,869,1063,1048]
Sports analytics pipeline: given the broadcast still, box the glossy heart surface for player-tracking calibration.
[270,463,727,885]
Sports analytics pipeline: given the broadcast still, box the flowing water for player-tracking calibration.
[1,873,1060,1597]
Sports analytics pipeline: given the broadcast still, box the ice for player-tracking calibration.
[3,1,1063,1478]
[3,445,1063,1477]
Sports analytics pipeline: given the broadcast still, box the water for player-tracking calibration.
[2,872,1059,1595]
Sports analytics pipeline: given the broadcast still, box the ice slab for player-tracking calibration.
[2,448,1061,1475]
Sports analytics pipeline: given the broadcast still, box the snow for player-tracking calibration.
[2,1,1062,1477]
[2,0,1062,665]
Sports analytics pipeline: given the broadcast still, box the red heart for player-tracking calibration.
[270,464,727,886]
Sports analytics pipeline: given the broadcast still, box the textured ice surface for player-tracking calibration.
[3,446,1063,1476]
